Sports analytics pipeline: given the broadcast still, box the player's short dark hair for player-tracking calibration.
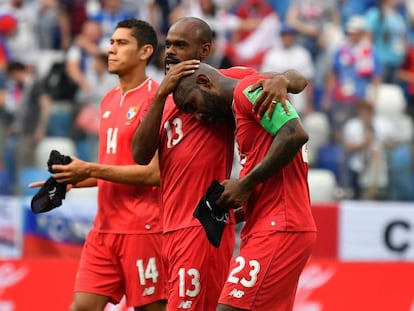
[116,18,158,63]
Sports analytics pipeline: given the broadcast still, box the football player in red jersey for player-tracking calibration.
[31,19,166,311]
[171,62,317,311]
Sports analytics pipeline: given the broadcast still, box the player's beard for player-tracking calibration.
[201,90,230,124]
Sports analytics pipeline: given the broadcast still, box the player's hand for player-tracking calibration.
[51,156,89,185]
[216,179,251,210]
[157,59,200,97]
[234,207,245,224]
[249,76,290,120]
[28,180,73,192]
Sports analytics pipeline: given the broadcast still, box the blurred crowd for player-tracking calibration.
[0,0,414,201]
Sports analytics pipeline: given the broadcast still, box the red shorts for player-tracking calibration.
[163,225,235,311]
[74,230,166,307]
[219,231,316,311]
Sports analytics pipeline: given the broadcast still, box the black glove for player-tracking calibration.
[193,180,229,248]
[31,150,72,214]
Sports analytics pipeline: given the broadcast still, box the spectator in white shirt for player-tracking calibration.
[342,99,396,200]
[261,23,315,116]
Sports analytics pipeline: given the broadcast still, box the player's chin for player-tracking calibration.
[107,67,118,75]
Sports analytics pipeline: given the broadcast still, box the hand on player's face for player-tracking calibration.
[158,60,200,96]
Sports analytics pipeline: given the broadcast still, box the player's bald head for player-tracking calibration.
[172,17,213,44]
[174,63,217,101]
[173,63,232,124]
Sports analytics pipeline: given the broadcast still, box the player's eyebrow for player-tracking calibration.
[165,39,189,47]
[110,38,130,45]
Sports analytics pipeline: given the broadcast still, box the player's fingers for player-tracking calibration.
[215,193,230,209]
[178,62,199,72]
[51,164,66,172]
[170,60,199,73]
[279,97,290,116]
[257,95,273,119]
[215,194,224,207]
[28,181,45,188]
[248,81,262,93]
[178,67,198,78]
[169,64,199,81]
[51,171,68,181]
[267,100,277,120]
[253,92,265,114]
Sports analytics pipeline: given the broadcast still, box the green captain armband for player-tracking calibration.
[243,86,299,136]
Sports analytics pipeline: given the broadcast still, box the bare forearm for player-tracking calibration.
[240,119,308,191]
[86,163,160,186]
[73,178,98,188]
[262,70,308,94]
[132,91,167,165]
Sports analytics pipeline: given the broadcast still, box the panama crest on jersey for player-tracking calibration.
[125,106,138,125]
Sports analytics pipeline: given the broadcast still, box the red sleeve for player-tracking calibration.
[219,66,258,79]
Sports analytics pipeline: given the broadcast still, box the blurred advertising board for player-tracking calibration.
[0,197,22,259]
[339,201,414,261]
[22,195,96,258]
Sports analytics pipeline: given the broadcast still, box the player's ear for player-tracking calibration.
[140,44,154,62]
[196,74,211,88]
[199,42,211,60]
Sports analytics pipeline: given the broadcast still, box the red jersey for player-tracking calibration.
[94,78,162,234]
[233,74,317,235]
[159,66,257,233]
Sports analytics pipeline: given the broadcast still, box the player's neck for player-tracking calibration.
[222,78,238,105]
[118,69,148,93]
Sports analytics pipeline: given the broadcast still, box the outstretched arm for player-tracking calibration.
[50,153,160,187]
[216,119,309,209]
[132,60,199,164]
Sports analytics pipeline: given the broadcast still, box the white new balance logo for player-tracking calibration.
[178,301,192,309]
[142,287,155,296]
[229,288,245,298]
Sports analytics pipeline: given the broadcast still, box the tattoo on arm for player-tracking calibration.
[241,119,307,190]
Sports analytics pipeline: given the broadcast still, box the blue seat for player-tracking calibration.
[388,144,414,201]
[316,144,345,185]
